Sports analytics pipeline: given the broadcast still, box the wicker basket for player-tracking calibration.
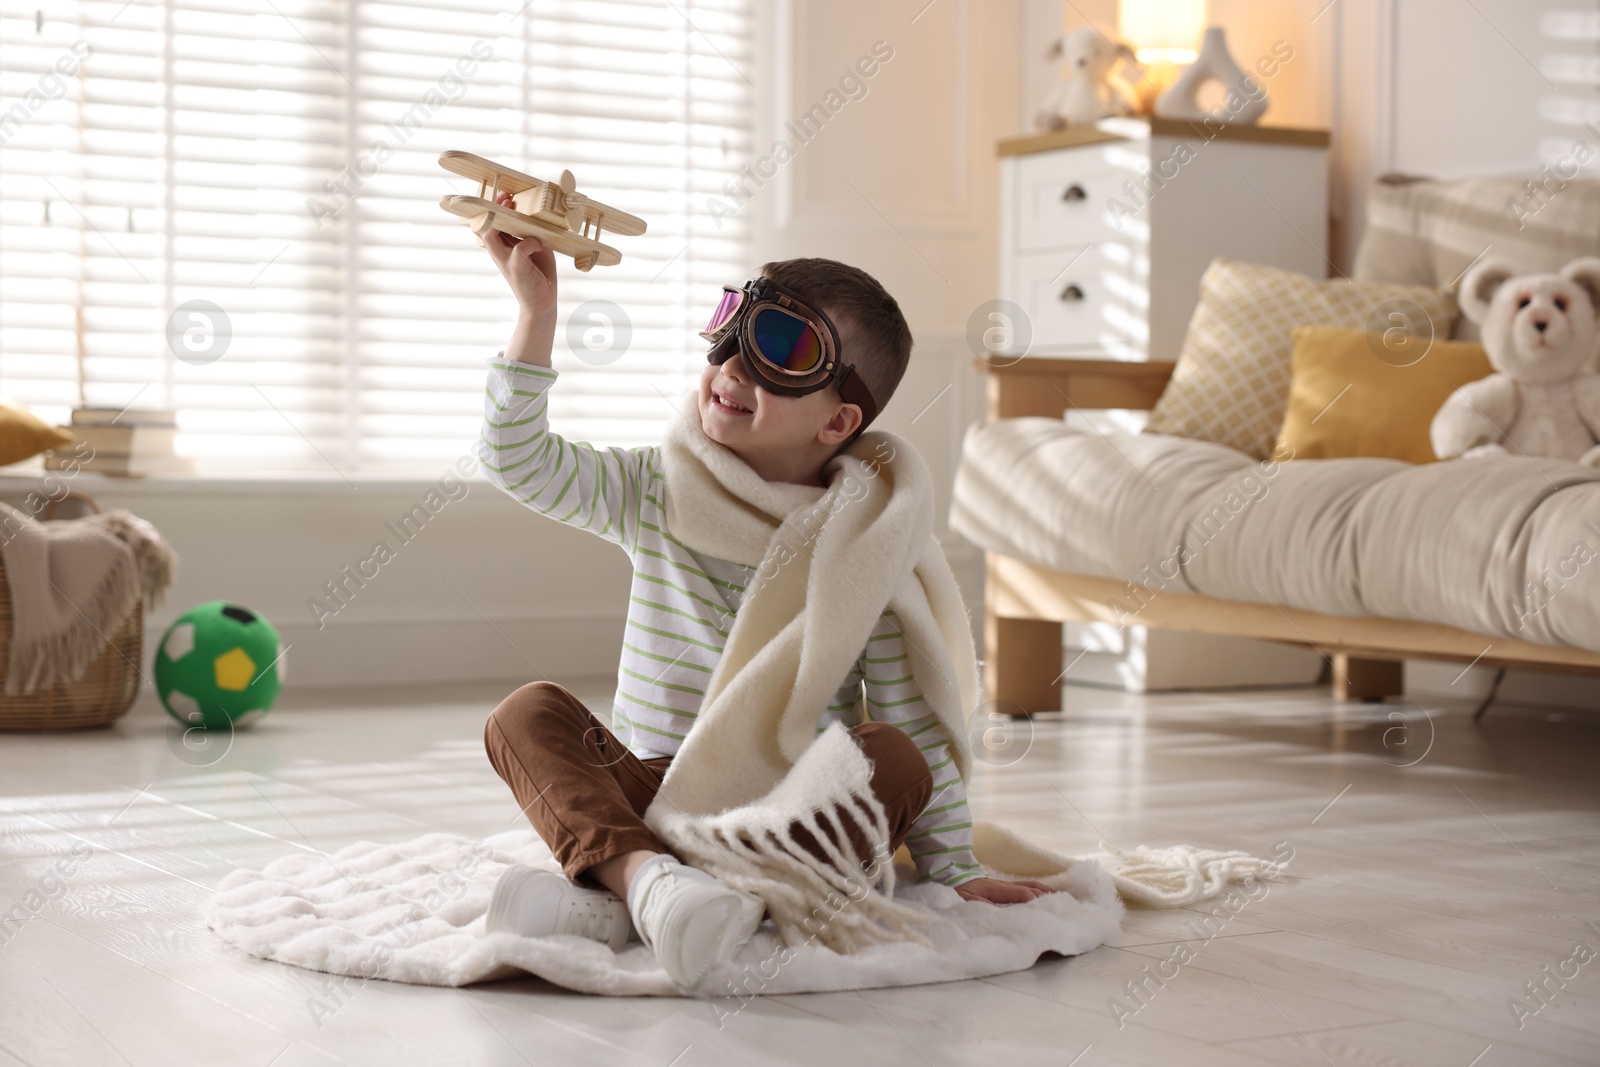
[0,492,143,730]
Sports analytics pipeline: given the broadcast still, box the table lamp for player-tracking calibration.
[1117,0,1207,113]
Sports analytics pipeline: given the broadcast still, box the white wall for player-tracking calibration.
[1329,0,1600,269]
[1368,0,1600,178]
[1,473,635,693]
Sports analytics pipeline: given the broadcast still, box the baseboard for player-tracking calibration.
[1054,635,1600,709]
[1063,623,1325,692]
[1407,660,1600,712]
[264,611,627,689]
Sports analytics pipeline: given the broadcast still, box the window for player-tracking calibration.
[0,0,753,473]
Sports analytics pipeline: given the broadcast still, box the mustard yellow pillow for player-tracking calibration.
[1276,327,1494,464]
[0,398,73,466]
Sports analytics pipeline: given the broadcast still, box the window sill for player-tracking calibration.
[0,465,485,497]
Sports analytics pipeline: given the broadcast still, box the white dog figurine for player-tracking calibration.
[1035,26,1138,131]
[1431,257,1600,467]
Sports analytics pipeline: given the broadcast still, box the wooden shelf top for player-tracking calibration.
[997,116,1330,157]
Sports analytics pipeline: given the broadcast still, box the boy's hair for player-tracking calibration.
[758,258,913,425]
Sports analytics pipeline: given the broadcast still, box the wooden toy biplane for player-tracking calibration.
[437,151,647,270]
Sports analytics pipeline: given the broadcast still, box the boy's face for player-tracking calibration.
[696,346,861,478]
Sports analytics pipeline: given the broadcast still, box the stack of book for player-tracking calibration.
[45,408,195,476]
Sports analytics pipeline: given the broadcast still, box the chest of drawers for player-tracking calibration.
[997,117,1331,362]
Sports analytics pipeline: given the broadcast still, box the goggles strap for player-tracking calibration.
[836,366,879,433]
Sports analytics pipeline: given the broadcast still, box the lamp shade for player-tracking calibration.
[1117,0,1208,64]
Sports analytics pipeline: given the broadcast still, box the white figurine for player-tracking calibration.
[1155,27,1269,125]
[1036,26,1138,131]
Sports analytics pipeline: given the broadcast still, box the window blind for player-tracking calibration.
[0,0,753,473]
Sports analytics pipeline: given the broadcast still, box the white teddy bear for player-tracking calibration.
[1035,26,1138,131]
[1430,257,1600,467]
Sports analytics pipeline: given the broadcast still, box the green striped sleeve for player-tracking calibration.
[479,360,654,551]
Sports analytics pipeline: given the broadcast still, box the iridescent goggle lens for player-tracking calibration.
[749,306,824,374]
[703,288,744,335]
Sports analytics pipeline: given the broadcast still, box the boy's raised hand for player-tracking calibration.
[478,191,558,322]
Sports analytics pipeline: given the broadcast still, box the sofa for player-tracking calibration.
[950,175,1600,713]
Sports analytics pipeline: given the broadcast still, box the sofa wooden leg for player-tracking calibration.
[1331,654,1403,702]
[985,615,1062,715]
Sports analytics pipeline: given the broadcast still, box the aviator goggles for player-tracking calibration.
[700,276,880,433]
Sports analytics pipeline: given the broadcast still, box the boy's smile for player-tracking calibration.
[697,355,794,439]
[707,382,754,416]
[695,350,862,487]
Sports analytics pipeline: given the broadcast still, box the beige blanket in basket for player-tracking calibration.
[0,504,175,695]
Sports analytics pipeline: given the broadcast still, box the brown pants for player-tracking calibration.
[483,681,934,892]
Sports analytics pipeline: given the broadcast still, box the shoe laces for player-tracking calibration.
[567,895,620,942]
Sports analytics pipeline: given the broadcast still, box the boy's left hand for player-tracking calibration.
[952,877,1059,904]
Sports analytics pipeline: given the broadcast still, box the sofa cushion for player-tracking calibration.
[1276,327,1495,464]
[1142,259,1460,461]
[950,417,1600,653]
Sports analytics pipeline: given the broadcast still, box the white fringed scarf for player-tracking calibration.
[642,396,1273,956]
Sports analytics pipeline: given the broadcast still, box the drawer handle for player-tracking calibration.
[1058,283,1085,303]
[1061,183,1087,202]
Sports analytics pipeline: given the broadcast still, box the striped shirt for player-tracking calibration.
[480,358,983,888]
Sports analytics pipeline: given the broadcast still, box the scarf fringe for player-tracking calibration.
[1091,842,1281,907]
[652,775,938,957]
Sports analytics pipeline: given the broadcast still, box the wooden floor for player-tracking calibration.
[1,680,1597,1066]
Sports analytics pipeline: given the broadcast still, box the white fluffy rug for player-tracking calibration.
[205,829,1125,997]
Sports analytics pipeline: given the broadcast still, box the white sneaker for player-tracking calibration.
[484,864,634,952]
[627,853,766,990]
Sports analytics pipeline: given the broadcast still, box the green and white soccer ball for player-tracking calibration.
[155,601,285,729]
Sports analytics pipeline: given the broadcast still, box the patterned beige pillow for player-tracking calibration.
[1144,259,1460,459]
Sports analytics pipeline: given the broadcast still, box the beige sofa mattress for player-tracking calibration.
[950,418,1600,653]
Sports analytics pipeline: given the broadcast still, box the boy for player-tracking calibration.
[474,206,1056,990]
